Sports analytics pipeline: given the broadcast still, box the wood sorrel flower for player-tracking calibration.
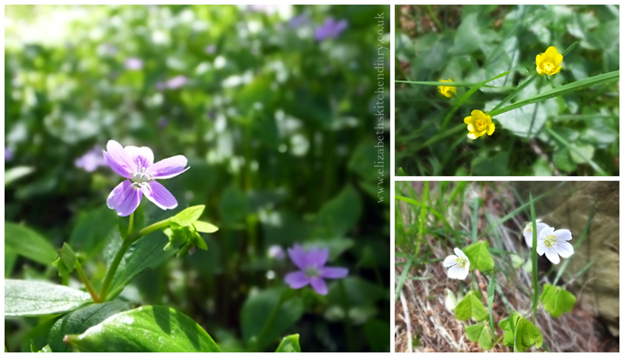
[443,248,470,280]
[523,219,551,248]
[464,109,495,139]
[438,79,456,98]
[284,244,348,295]
[536,46,563,76]
[103,140,189,217]
[537,226,574,264]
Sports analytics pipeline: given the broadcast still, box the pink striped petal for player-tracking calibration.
[285,271,309,289]
[107,180,142,217]
[146,155,189,179]
[307,247,329,267]
[125,146,154,169]
[141,181,178,210]
[287,245,308,270]
[103,140,136,178]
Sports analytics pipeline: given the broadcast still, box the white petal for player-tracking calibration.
[554,229,572,241]
[538,226,554,240]
[464,259,470,272]
[545,247,560,264]
[456,266,469,280]
[524,232,533,248]
[454,248,467,259]
[448,265,461,279]
[556,241,574,258]
[536,241,546,256]
[443,255,458,267]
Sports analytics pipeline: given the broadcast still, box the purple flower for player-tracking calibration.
[124,57,144,71]
[314,18,348,41]
[268,245,285,260]
[103,140,189,217]
[5,147,13,162]
[166,75,187,90]
[288,14,309,28]
[204,45,216,54]
[75,145,106,172]
[285,244,348,295]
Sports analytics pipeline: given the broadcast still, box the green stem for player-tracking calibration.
[75,261,100,303]
[99,217,172,302]
[127,212,134,237]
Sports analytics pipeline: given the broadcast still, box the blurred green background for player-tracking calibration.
[5,5,390,352]
[395,5,619,176]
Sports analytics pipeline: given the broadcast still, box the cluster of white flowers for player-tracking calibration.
[442,220,574,280]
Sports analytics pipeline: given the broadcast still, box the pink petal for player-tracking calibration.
[285,271,309,289]
[287,245,308,270]
[320,267,348,279]
[103,140,136,178]
[146,155,189,179]
[307,247,329,267]
[124,146,154,168]
[141,181,178,210]
[107,180,142,217]
[310,277,328,295]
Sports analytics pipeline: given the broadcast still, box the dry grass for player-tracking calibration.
[395,182,616,352]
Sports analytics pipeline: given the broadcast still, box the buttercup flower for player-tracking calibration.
[443,248,470,280]
[536,46,563,76]
[537,226,574,264]
[523,219,551,248]
[464,110,495,139]
[285,244,348,295]
[103,140,189,217]
[438,79,456,98]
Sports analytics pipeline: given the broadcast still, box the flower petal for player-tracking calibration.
[443,255,458,267]
[125,146,154,168]
[545,247,560,264]
[536,241,546,256]
[454,248,466,259]
[467,133,477,140]
[464,116,474,125]
[555,241,574,258]
[539,226,554,240]
[487,122,495,135]
[456,266,469,280]
[307,247,329,267]
[103,140,136,178]
[285,271,309,289]
[287,245,308,270]
[141,181,178,210]
[309,277,328,295]
[107,180,142,217]
[320,267,348,279]
[448,265,461,279]
[147,155,189,179]
[553,229,572,241]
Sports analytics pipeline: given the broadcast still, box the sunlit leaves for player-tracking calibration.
[462,241,494,272]
[499,312,543,352]
[454,291,488,322]
[5,280,92,317]
[275,334,301,352]
[540,284,577,318]
[465,323,493,350]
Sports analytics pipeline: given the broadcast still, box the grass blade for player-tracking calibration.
[546,127,608,176]
[396,195,452,230]
[471,197,479,244]
[416,182,430,259]
[487,275,496,336]
[395,256,414,304]
[396,80,501,87]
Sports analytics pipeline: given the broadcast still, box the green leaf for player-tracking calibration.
[5,279,93,317]
[241,288,304,351]
[48,301,132,352]
[499,312,543,352]
[454,291,488,322]
[275,334,301,352]
[5,222,57,265]
[569,143,595,164]
[510,254,525,269]
[64,306,221,352]
[193,220,219,233]
[540,284,577,318]
[57,243,77,273]
[462,241,494,272]
[69,205,119,259]
[5,166,35,186]
[315,185,362,237]
[465,323,493,350]
[172,205,205,226]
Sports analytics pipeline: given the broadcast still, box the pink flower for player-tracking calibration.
[284,244,348,295]
[103,140,189,216]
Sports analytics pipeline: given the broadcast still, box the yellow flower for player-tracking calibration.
[536,46,563,76]
[464,110,495,139]
[438,79,456,98]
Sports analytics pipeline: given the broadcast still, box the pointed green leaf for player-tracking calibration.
[58,243,77,273]
[172,205,206,227]
[465,323,493,350]
[454,291,488,322]
[193,221,219,233]
[462,241,494,272]
[64,306,221,352]
[5,222,57,265]
[499,312,542,352]
[5,279,92,317]
[275,334,301,352]
[540,284,577,318]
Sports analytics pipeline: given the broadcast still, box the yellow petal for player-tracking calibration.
[545,46,559,57]
[467,133,477,140]
[536,65,544,75]
[554,53,563,65]
[535,53,542,67]
[471,109,485,120]
[464,116,473,124]
[487,122,495,135]
[467,124,475,132]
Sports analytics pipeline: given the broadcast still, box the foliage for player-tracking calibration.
[499,312,543,352]
[540,284,577,318]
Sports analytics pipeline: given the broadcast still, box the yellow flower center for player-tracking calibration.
[542,62,555,74]
[475,118,488,132]
[456,256,467,268]
[544,235,557,248]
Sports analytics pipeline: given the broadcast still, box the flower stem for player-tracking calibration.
[127,212,134,237]
[75,261,100,303]
[99,217,172,302]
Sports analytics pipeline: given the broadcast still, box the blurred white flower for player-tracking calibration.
[443,248,470,280]
[268,245,285,260]
[537,226,574,264]
[523,219,551,248]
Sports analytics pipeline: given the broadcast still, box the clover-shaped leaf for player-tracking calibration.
[455,291,488,322]
[465,323,493,350]
[499,312,543,352]
[540,284,577,318]
[462,241,494,272]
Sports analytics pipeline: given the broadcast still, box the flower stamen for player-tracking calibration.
[544,235,557,248]
[456,256,467,268]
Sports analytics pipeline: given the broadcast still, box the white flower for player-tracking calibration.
[536,226,574,264]
[523,219,551,248]
[443,248,470,280]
